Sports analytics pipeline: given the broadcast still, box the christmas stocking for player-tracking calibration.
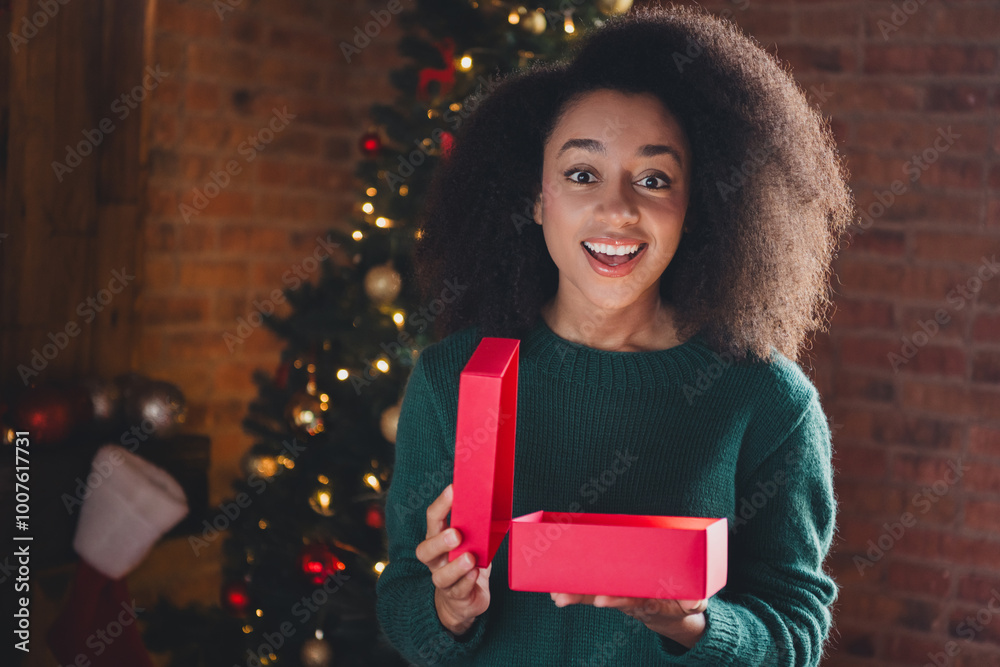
[47,444,188,667]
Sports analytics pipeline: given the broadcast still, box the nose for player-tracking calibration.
[594,174,638,227]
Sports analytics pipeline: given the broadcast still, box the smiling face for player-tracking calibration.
[533,88,692,317]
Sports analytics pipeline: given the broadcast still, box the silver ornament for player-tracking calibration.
[125,380,187,437]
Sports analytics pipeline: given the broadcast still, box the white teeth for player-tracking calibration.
[584,241,640,255]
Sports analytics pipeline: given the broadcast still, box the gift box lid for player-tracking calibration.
[448,337,519,568]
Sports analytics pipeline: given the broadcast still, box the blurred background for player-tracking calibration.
[0,0,998,665]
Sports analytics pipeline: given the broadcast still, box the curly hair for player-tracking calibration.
[413,3,855,362]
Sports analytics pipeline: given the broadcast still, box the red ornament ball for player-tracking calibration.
[440,131,454,159]
[222,580,250,615]
[359,131,382,156]
[300,543,346,585]
[366,503,385,529]
[10,385,92,445]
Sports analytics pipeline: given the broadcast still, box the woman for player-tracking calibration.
[376,4,854,665]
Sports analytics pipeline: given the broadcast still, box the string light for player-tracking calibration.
[318,474,329,484]
[365,473,381,492]
[361,202,374,214]
[352,230,363,240]
[398,185,408,196]
[376,358,390,373]
[337,369,349,380]
[374,561,386,574]
[508,9,520,24]
[366,187,377,196]
[375,217,390,227]
[458,54,473,71]
[393,311,405,326]
[564,11,575,34]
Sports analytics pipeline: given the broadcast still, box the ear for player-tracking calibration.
[533,193,542,225]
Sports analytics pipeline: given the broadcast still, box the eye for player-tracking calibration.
[638,173,671,190]
[564,168,596,184]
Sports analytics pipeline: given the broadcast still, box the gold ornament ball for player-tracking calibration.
[300,637,333,667]
[522,9,546,35]
[286,392,326,437]
[364,263,402,304]
[309,484,337,517]
[597,0,633,15]
[380,404,401,443]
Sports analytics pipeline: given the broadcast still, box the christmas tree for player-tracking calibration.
[144,1,634,665]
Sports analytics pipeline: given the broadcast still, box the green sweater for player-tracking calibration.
[375,317,838,666]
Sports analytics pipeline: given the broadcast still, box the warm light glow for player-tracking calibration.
[376,358,389,372]
[259,519,268,529]
[306,363,316,373]
[365,474,381,492]
[564,13,575,33]
[242,625,254,634]
[415,229,424,239]
[374,561,386,574]
[398,185,409,196]
[508,10,520,24]
[449,102,461,112]
[352,230,363,240]
[293,359,303,369]
[362,202,374,214]
[319,402,329,411]
[458,55,473,71]
[255,609,263,617]
[393,311,404,325]
[375,217,389,227]
[318,474,329,484]
[366,187,377,196]
[337,369,349,380]
[319,393,329,402]
[317,492,331,508]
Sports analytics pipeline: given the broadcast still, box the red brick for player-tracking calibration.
[886,561,953,597]
[267,26,337,60]
[820,80,922,113]
[837,478,904,517]
[965,463,1000,495]
[902,380,1000,419]
[257,194,320,220]
[854,120,989,155]
[844,228,906,257]
[864,45,997,76]
[186,43,260,81]
[157,0,223,39]
[162,332,232,361]
[895,345,965,379]
[970,427,1000,458]
[830,298,895,329]
[834,443,889,479]
[892,452,969,487]
[957,574,1000,603]
[900,306,966,342]
[183,81,221,113]
[143,257,177,290]
[930,8,1000,40]
[224,14,263,45]
[973,351,1000,384]
[177,261,247,288]
[140,295,211,326]
[964,498,1000,533]
[833,369,895,403]
[947,604,1000,645]
[798,8,859,38]
[839,335,898,369]
[219,224,290,252]
[925,85,991,113]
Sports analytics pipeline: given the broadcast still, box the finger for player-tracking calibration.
[677,598,708,614]
[425,483,454,539]
[415,526,463,566]
[431,551,478,593]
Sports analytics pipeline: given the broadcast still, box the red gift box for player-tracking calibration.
[448,337,728,599]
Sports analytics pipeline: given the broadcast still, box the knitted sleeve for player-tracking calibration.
[652,391,839,665]
[375,348,491,665]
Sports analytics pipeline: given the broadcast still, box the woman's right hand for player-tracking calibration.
[415,483,492,637]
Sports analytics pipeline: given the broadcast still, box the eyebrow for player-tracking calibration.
[556,138,684,169]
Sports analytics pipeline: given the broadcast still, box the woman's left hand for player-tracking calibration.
[549,593,709,648]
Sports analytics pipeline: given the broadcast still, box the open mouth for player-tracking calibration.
[582,242,647,267]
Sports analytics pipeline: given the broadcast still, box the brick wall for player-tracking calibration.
[139,0,405,508]
[131,0,999,663]
[690,1,999,664]
[124,0,408,619]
